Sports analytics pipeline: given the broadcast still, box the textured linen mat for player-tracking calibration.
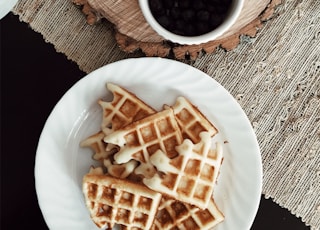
[12,0,320,229]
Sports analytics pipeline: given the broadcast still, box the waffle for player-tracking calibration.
[103,158,139,179]
[99,83,156,135]
[104,108,184,178]
[81,83,156,178]
[80,131,118,161]
[151,197,224,230]
[83,167,162,229]
[81,83,225,228]
[143,131,223,209]
[166,96,218,143]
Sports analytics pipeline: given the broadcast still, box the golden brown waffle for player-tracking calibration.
[80,131,140,180]
[81,83,156,178]
[81,83,225,229]
[103,158,138,179]
[143,131,223,209]
[83,167,162,229]
[151,197,224,230]
[104,108,184,178]
[99,83,156,135]
[80,131,117,161]
[167,96,218,143]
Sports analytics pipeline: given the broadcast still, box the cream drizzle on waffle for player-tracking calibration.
[166,96,218,143]
[104,108,184,178]
[143,132,223,209]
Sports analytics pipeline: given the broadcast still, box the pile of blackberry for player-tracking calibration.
[149,0,232,37]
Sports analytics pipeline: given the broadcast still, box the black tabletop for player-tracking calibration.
[1,13,310,230]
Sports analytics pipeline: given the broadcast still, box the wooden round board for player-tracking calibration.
[73,0,282,60]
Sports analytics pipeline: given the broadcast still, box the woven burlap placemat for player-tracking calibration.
[12,0,320,229]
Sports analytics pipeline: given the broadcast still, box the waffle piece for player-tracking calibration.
[151,197,224,230]
[143,131,223,209]
[104,108,183,178]
[99,83,156,135]
[80,131,140,180]
[83,168,162,229]
[81,83,156,177]
[80,131,118,161]
[166,96,218,143]
[103,158,138,179]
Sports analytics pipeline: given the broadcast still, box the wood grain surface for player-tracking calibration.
[73,0,282,59]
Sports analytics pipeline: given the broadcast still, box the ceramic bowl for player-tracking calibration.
[139,0,244,45]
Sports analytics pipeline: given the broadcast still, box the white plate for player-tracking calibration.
[0,0,19,19]
[35,57,262,230]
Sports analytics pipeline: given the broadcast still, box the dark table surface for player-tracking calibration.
[1,13,310,230]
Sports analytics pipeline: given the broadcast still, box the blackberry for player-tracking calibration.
[149,0,163,14]
[148,0,232,37]
[157,15,171,29]
[197,10,210,22]
[175,19,186,31]
[182,9,195,22]
[178,0,191,8]
[170,7,181,19]
[192,0,206,11]
[162,0,174,8]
